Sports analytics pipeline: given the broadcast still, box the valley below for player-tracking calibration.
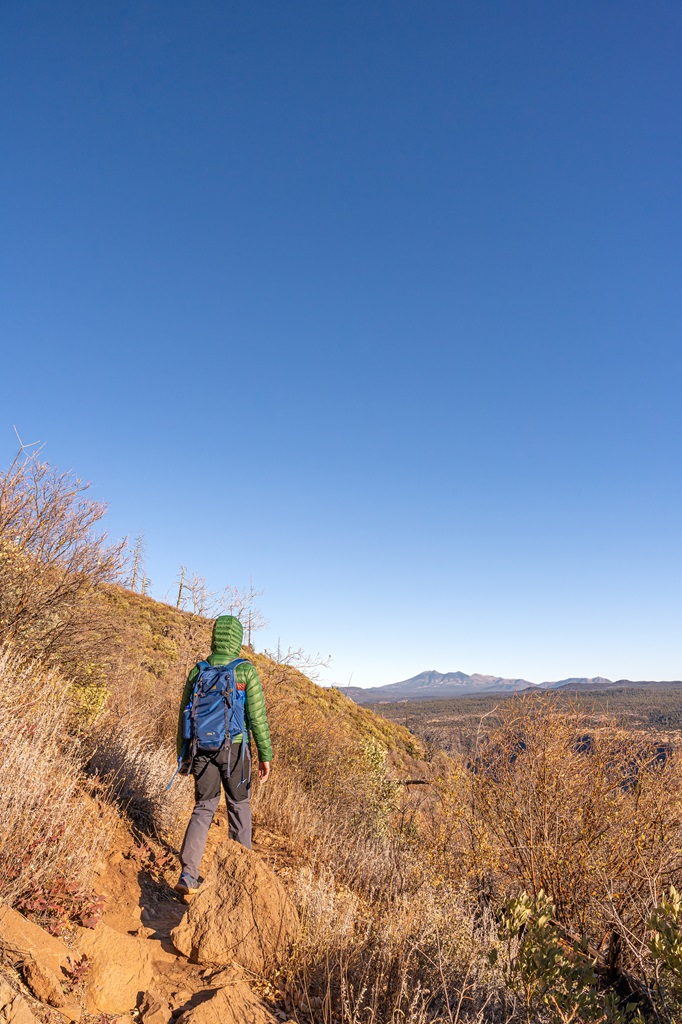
[368,685,682,757]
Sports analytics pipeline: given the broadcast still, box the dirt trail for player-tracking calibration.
[0,808,298,1023]
[86,807,296,1019]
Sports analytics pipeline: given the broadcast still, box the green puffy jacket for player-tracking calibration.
[176,614,273,762]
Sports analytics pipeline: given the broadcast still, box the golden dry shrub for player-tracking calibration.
[0,646,116,906]
[251,654,436,900]
[471,693,682,940]
[0,447,125,682]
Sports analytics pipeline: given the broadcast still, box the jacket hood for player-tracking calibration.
[210,615,244,662]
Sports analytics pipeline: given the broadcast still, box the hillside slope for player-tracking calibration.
[0,585,432,1020]
[97,585,426,772]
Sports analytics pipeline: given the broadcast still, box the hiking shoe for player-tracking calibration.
[174,872,200,896]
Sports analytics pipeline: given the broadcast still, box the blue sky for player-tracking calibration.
[1,1,680,685]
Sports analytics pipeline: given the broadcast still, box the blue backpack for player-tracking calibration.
[182,658,249,756]
[166,658,250,791]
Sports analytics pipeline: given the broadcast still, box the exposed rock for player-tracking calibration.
[170,841,298,972]
[175,977,277,1024]
[0,979,37,1024]
[207,967,245,985]
[139,990,172,1024]
[0,905,79,1016]
[0,905,74,978]
[23,959,67,1007]
[51,1003,81,1023]
[75,921,154,1014]
[170,989,193,1010]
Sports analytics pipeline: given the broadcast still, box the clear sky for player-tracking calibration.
[1,1,680,686]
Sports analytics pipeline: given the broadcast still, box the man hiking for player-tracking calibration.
[174,614,272,896]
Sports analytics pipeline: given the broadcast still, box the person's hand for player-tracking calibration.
[258,761,271,783]
[179,759,192,776]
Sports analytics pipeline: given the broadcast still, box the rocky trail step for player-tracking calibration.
[0,810,298,1024]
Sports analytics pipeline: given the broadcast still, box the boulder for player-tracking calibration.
[0,905,75,1010]
[176,977,277,1024]
[170,841,298,972]
[0,904,74,977]
[22,960,63,1005]
[170,989,192,1011]
[75,922,154,1014]
[139,991,172,1024]
[0,980,37,1024]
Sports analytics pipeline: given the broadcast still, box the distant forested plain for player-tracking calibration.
[369,686,682,757]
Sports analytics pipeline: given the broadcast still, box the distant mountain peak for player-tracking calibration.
[344,668,536,703]
[343,669,681,704]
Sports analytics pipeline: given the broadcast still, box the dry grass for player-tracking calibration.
[252,700,503,1022]
[0,646,117,907]
[281,857,502,1024]
[86,720,194,845]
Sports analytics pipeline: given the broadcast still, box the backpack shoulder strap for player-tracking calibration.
[224,658,248,672]
[224,660,250,768]
[192,661,210,692]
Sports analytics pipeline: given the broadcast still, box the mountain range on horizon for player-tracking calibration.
[343,669,682,703]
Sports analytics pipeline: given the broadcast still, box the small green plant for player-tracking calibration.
[491,890,599,1022]
[492,891,644,1024]
[649,886,682,973]
[648,885,682,1016]
[361,738,400,839]
[71,673,109,725]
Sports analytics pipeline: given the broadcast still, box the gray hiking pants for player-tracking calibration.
[179,741,252,880]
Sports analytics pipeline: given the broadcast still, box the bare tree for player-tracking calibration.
[218,579,268,644]
[0,435,126,667]
[129,531,146,592]
[175,565,187,609]
[184,572,214,616]
[264,640,332,682]
[173,569,267,649]
[173,568,215,616]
